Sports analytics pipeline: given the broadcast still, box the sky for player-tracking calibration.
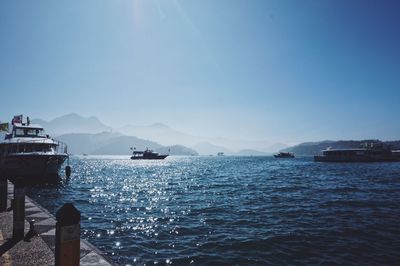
[1,0,400,144]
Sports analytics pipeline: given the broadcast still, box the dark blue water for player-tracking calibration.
[28,156,400,265]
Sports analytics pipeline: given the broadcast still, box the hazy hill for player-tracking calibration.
[117,123,284,153]
[157,145,198,156]
[90,135,164,155]
[235,149,271,156]
[57,132,161,155]
[57,132,197,155]
[29,113,287,154]
[32,113,112,135]
[283,139,400,156]
[192,142,233,155]
[117,123,198,146]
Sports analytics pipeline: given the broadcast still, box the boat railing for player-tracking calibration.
[2,139,68,155]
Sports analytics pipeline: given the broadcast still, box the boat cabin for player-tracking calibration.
[0,123,63,156]
[11,123,47,138]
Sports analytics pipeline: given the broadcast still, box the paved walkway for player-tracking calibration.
[0,184,113,265]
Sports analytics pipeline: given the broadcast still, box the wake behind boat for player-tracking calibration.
[0,115,69,179]
[130,148,168,160]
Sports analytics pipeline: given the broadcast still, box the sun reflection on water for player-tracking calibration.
[28,156,400,265]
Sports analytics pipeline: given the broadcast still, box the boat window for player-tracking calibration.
[43,145,52,152]
[36,129,45,136]
[13,128,44,137]
[26,129,38,136]
[15,128,24,136]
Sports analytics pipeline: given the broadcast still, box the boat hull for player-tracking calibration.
[0,154,68,179]
[314,155,400,162]
[131,155,168,160]
[273,155,295,158]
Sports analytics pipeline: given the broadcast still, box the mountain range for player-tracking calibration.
[116,123,286,152]
[283,140,400,156]
[31,113,283,155]
[4,114,400,156]
[33,113,112,135]
[56,132,198,156]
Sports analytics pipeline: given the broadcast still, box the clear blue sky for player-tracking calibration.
[1,0,399,143]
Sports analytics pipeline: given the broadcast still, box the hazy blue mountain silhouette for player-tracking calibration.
[157,145,198,156]
[283,139,400,156]
[57,132,154,155]
[117,123,203,147]
[31,113,286,154]
[57,132,198,155]
[192,142,233,155]
[118,123,285,153]
[235,149,271,156]
[32,113,112,135]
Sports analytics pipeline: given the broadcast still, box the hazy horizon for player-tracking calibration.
[1,0,400,144]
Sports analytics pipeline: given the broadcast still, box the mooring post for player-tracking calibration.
[12,181,26,239]
[55,203,81,266]
[0,177,7,212]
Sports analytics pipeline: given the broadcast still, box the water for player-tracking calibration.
[28,156,400,265]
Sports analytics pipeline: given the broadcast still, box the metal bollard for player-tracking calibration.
[0,177,7,212]
[24,219,38,242]
[55,203,81,266]
[12,183,26,239]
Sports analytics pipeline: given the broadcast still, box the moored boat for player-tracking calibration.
[0,115,69,179]
[314,143,400,162]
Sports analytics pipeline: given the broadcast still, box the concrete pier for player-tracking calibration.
[0,182,113,265]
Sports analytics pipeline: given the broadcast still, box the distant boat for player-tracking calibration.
[314,143,400,162]
[273,152,295,158]
[130,148,168,160]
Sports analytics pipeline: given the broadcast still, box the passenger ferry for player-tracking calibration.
[314,143,400,162]
[0,115,69,179]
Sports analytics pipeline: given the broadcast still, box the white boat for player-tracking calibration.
[273,152,295,158]
[0,116,68,179]
[130,148,168,160]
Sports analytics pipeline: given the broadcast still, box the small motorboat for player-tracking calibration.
[273,152,295,158]
[130,148,168,160]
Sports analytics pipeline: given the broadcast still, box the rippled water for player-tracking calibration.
[28,156,400,265]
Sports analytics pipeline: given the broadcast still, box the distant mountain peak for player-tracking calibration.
[150,123,169,128]
[32,113,112,135]
[54,113,83,120]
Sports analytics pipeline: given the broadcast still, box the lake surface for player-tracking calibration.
[28,156,400,265]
